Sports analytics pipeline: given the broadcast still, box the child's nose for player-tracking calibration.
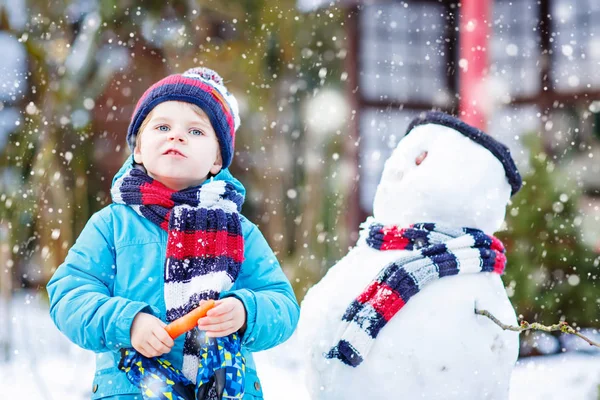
[168,128,186,143]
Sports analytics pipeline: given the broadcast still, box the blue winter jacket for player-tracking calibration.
[47,156,300,399]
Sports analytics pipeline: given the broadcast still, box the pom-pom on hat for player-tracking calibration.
[405,111,522,196]
[126,67,241,169]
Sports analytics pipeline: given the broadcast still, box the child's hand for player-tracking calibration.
[197,298,247,338]
[130,312,174,358]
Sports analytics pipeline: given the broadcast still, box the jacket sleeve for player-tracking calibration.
[46,210,151,353]
[221,220,300,352]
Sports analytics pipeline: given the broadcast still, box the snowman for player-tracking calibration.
[298,111,521,399]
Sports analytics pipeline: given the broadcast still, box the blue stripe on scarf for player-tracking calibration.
[170,190,200,207]
[366,313,388,338]
[139,204,170,226]
[341,301,388,338]
[480,249,497,272]
[120,191,144,205]
[421,244,459,277]
[341,300,362,322]
[407,223,436,244]
[168,182,244,211]
[220,182,245,209]
[165,256,242,283]
[325,340,363,367]
[168,207,242,235]
[435,254,459,277]
[366,223,384,250]
[166,291,220,321]
[126,168,154,185]
[466,228,492,247]
[386,263,419,301]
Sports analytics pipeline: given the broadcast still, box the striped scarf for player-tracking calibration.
[112,166,246,399]
[326,221,506,368]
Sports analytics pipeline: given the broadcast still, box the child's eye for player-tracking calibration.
[157,125,170,132]
[189,129,203,136]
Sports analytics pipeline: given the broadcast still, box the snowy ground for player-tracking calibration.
[1,290,599,399]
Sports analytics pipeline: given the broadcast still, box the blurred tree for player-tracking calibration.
[0,1,171,291]
[191,1,351,301]
[0,0,351,305]
[499,134,600,328]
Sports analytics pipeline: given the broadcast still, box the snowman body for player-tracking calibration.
[298,117,520,399]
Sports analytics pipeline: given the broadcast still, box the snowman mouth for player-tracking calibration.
[415,151,428,166]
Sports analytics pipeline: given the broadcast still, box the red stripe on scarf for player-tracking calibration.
[160,211,171,231]
[140,181,176,208]
[490,236,506,273]
[490,236,505,253]
[167,230,244,262]
[380,227,410,250]
[493,252,506,274]
[357,281,406,322]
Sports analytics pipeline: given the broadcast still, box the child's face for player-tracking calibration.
[133,101,222,191]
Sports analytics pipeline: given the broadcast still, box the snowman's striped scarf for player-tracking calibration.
[325,222,506,367]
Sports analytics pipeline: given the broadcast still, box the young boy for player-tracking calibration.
[47,67,300,399]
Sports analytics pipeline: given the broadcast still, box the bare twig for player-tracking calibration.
[475,308,600,349]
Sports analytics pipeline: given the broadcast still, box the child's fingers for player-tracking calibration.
[197,313,233,326]
[155,326,175,347]
[206,300,235,317]
[139,346,155,358]
[197,317,235,333]
[138,342,161,358]
[198,312,235,325]
[197,317,235,330]
[205,328,236,338]
[148,333,171,355]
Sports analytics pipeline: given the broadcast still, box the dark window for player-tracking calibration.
[490,0,541,99]
[359,2,450,104]
[551,0,600,92]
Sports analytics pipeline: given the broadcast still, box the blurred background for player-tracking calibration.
[0,0,600,398]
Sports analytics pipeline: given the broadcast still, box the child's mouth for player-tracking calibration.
[164,149,186,157]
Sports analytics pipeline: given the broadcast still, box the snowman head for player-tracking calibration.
[373,111,522,234]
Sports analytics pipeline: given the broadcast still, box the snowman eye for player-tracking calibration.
[415,151,428,166]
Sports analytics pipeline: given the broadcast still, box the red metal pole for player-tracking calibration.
[458,0,491,131]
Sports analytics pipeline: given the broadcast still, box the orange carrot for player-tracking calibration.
[165,300,216,339]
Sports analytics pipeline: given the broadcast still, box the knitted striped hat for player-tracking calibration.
[126,67,241,169]
[405,111,522,196]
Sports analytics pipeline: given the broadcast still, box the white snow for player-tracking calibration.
[2,290,599,399]
[0,291,95,399]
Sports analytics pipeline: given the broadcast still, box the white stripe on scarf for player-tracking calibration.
[164,271,234,312]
